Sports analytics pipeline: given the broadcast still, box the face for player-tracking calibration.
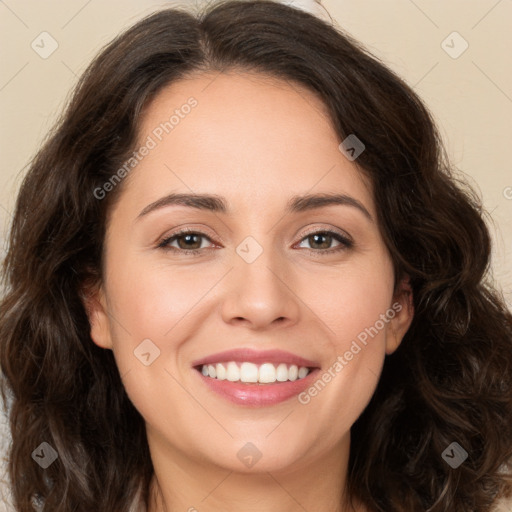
[85,71,413,475]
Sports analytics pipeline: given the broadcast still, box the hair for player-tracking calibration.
[1,1,511,511]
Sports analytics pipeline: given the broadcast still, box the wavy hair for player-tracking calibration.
[1,1,511,511]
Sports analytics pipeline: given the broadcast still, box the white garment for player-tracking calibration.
[0,390,13,512]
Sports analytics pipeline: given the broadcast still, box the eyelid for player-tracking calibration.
[297,224,353,244]
[293,226,354,255]
[158,225,218,243]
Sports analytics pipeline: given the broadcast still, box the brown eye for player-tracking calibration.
[297,230,353,254]
[158,230,214,254]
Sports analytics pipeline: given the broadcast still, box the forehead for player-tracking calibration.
[115,71,374,220]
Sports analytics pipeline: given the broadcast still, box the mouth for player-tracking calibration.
[191,348,321,407]
[194,361,315,384]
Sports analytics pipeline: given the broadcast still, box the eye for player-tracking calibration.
[157,228,353,256]
[158,229,214,255]
[295,230,353,254]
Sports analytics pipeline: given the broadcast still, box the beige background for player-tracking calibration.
[0,1,511,510]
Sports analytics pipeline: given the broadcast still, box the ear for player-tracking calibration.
[385,274,414,355]
[80,279,113,350]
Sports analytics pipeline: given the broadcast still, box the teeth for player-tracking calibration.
[276,363,288,382]
[199,361,311,384]
[216,363,227,380]
[226,361,240,381]
[258,363,276,383]
[298,366,309,379]
[240,362,258,382]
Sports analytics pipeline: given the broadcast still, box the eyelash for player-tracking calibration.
[157,227,354,256]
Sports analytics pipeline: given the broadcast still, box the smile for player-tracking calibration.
[199,361,311,383]
[191,348,321,406]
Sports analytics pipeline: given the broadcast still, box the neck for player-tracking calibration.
[145,430,365,512]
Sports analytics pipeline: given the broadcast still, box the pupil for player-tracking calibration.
[312,233,330,249]
[181,234,199,249]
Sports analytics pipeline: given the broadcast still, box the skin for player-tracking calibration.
[85,71,414,512]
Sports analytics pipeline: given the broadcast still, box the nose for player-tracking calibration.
[220,247,301,330]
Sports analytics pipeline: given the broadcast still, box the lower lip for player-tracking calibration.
[194,367,320,407]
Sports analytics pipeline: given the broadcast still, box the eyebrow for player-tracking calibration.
[136,192,373,222]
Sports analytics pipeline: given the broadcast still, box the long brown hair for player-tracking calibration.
[1,1,511,511]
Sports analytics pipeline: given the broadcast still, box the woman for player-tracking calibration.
[1,1,511,511]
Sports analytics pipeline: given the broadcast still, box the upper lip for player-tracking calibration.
[191,348,320,369]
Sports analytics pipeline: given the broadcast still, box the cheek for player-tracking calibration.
[295,254,395,430]
[103,253,223,400]
[304,253,395,346]
[106,255,207,339]
[102,257,201,427]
